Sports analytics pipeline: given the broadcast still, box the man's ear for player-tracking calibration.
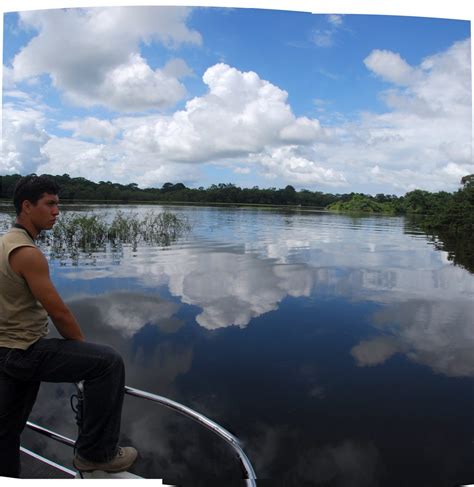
[21,200,32,214]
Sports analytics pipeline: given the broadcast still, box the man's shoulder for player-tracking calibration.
[3,228,36,246]
[4,227,27,238]
[4,229,42,265]
[9,243,48,278]
[10,243,44,262]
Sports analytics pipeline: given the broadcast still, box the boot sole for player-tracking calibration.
[73,457,137,473]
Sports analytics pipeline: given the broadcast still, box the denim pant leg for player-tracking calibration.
[0,365,40,478]
[10,338,126,463]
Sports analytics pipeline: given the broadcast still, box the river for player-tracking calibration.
[1,203,473,486]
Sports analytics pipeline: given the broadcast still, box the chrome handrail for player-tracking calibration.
[25,385,257,485]
[125,386,257,486]
[25,421,75,447]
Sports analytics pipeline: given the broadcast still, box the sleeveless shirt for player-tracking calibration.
[0,228,49,349]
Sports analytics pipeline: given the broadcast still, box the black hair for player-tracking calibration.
[13,174,60,215]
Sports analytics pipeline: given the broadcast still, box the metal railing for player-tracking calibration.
[25,384,257,486]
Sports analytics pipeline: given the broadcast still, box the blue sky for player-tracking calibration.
[1,2,472,195]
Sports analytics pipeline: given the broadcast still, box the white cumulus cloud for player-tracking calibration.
[60,117,119,142]
[11,7,200,112]
[364,49,418,85]
[259,145,347,187]
[1,104,50,174]
[54,63,326,187]
[37,134,201,187]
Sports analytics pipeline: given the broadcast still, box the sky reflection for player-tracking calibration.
[353,298,474,377]
[54,209,474,337]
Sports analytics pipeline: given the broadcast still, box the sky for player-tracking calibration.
[1,1,472,195]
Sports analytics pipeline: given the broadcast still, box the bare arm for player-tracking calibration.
[9,246,85,341]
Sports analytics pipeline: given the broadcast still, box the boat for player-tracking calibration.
[16,383,257,485]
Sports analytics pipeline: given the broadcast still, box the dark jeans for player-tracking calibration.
[0,338,125,478]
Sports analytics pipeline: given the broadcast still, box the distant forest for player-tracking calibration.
[0,172,471,211]
[1,172,473,272]
[0,173,347,207]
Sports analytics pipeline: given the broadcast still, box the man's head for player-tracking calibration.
[13,174,60,216]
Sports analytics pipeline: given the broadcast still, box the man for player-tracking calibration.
[0,174,137,478]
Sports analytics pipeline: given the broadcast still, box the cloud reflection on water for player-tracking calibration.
[70,291,182,337]
[352,298,474,377]
[62,246,315,330]
[56,221,474,380]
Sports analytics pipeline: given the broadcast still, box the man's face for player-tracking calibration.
[26,192,60,231]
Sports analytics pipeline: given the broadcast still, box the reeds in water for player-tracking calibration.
[107,210,189,246]
[38,209,190,263]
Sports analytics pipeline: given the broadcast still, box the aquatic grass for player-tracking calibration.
[108,210,141,245]
[38,209,190,263]
[52,213,108,249]
[140,210,191,245]
[37,212,108,264]
[108,210,190,246]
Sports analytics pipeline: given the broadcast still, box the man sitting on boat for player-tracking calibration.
[0,174,138,478]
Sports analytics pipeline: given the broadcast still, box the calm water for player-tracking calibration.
[1,204,473,486]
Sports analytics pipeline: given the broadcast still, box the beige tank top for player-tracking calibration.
[0,228,49,349]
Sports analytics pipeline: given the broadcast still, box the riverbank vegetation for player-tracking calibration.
[326,184,473,231]
[327,182,474,273]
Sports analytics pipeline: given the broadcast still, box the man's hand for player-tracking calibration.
[9,246,85,341]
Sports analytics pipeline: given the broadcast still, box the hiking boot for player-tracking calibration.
[73,446,138,472]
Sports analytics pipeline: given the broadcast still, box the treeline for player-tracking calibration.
[327,185,474,232]
[1,172,472,216]
[0,174,351,207]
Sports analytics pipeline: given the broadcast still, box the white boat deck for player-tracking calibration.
[20,447,144,480]
[20,448,75,479]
